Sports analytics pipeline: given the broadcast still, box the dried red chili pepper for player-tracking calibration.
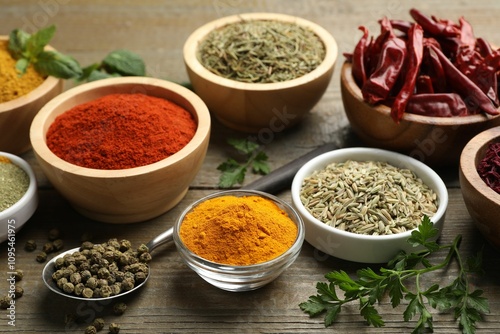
[415,75,434,94]
[458,16,475,51]
[422,41,447,93]
[362,19,407,104]
[366,17,394,76]
[406,93,468,117]
[428,44,498,115]
[351,26,371,86]
[477,142,500,194]
[391,24,424,123]
[476,38,493,57]
[409,8,460,38]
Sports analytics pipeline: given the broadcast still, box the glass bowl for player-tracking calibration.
[173,190,305,292]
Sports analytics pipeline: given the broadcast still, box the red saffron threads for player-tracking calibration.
[477,142,500,194]
[46,93,197,170]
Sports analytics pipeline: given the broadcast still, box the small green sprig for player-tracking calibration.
[217,138,270,188]
[8,25,145,82]
[299,216,489,334]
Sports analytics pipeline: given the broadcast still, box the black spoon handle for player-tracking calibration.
[241,142,340,194]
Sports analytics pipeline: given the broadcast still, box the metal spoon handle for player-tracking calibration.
[146,227,173,252]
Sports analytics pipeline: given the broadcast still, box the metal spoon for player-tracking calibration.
[42,141,342,301]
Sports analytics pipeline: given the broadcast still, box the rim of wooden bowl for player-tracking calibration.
[460,126,500,205]
[0,35,62,113]
[341,61,498,126]
[30,76,211,178]
[183,12,338,91]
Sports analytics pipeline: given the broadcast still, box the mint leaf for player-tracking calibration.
[15,58,29,75]
[87,69,121,82]
[26,25,56,58]
[103,49,146,76]
[34,50,82,79]
[8,29,30,59]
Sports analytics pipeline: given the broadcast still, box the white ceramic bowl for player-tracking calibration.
[0,152,38,243]
[291,147,448,263]
[184,12,338,133]
[173,190,305,292]
[30,77,211,223]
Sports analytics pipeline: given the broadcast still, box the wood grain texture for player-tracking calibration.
[1,1,500,333]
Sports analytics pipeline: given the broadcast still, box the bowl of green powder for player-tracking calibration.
[183,13,338,133]
[291,147,448,263]
[0,152,38,243]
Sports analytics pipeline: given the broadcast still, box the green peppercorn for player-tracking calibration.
[24,239,37,252]
[84,325,97,334]
[52,239,64,251]
[14,286,24,299]
[36,251,47,263]
[13,270,23,282]
[48,228,61,241]
[100,285,112,298]
[113,302,127,315]
[139,252,152,263]
[80,232,93,242]
[82,288,94,298]
[119,239,132,251]
[42,242,54,254]
[62,282,75,294]
[0,296,11,309]
[80,241,94,250]
[74,283,85,296]
[108,323,120,334]
[137,244,149,254]
[92,317,105,331]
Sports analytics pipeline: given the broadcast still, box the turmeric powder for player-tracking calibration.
[0,40,45,103]
[179,195,298,266]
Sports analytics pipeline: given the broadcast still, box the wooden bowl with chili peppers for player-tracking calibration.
[183,12,338,133]
[30,76,211,224]
[340,9,500,167]
[459,126,500,250]
[0,35,63,155]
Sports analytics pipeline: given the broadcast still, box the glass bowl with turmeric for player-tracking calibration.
[173,189,305,292]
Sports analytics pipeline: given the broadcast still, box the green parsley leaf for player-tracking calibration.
[102,49,146,76]
[217,138,270,188]
[34,50,82,79]
[299,216,489,334]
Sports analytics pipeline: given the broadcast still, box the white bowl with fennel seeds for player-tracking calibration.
[183,12,338,133]
[291,147,448,263]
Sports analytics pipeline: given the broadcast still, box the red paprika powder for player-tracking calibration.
[46,93,197,170]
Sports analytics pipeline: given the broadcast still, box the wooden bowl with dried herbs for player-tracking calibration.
[341,9,500,167]
[291,147,448,263]
[0,35,63,154]
[0,152,38,243]
[183,12,338,133]
[30,76,211,224]
[459,126,500,250]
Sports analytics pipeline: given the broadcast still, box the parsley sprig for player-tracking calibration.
[300,216,489,334]
[217,138,270,188]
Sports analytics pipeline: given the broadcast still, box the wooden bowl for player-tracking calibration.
[30,77,211,223]
[0,35,64,154]
[183,12,338,133]
[340,61,500,167]
[459,126,500,249]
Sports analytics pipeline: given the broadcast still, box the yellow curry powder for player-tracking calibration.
[179,195,298,266]
[0,40,45,103]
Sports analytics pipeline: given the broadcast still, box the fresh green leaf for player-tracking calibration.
[217,160,246,189]
[86,69,121,82]
[251,151,270,174]
[102,49,146,76]
[227,138,259,154]
[15,58,29,75]
[299,216,489,333]
[34,50,82,79]
[8,29,30,59]
[26,25,56,58]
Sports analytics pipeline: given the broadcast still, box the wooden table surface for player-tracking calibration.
[2,1,500,333]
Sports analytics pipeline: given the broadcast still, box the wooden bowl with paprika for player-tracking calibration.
[459,126,500,250]
[30,76,211,223]
[340,10,500,167]
[0,35,63,155]
[183,12,338,133]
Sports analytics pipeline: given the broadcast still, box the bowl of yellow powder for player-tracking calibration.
[173,189,305,292]
[0,35,63,154]
[0,152,38,243]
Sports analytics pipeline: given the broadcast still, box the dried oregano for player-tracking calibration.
[300,160,438,235]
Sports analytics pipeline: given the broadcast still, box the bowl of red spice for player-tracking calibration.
[30,76,211,223]
[0,35,63,155]
[341,9,500,167]
[183,12,338,133]
[0,152,38,243]
[173,190,305,292]
[459,126,500,250]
